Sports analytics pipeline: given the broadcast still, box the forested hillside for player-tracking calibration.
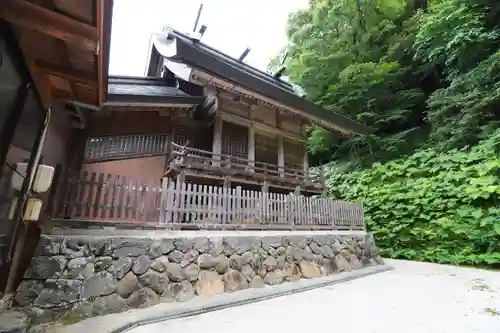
[277,0,500,266]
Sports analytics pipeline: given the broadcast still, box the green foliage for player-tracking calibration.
[279,0,500,266]
[414,0,500,81]
[426,51,500,148]
[327,129,500,265]
[281,0,500,164]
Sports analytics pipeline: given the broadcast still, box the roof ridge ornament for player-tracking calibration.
[190,3,207,42]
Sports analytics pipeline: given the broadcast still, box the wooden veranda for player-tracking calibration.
[165,142,327,195]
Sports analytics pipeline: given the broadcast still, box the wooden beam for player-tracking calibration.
[278,135,284,177]
[248,125,255,170]
[212,115,223,167]
[35,59,96,87]
[219,111,307,144]
[303,144,309,173]
[276,109,282,129]
[97,0,113,105]
[1,0,98,51]
[13,28,51,105]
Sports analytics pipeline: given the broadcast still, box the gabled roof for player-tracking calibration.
[107,76,204,106]
[146,28,373,135]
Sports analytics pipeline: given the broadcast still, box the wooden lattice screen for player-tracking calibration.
[84,134,169,162]
[255,133,277,165]
[173,125,203,150]
[284,138,304,170]
[221,122,248,159]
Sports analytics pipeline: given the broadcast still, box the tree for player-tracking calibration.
[278,0,500,166]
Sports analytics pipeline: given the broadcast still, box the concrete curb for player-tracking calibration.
[85,264,391,333]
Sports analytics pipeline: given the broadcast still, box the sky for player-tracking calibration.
[109,0,308,76]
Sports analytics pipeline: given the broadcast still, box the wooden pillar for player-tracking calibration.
[212,115,222,166]
[294,185,301,196]
[223,176,231,224]
[319,165,327,197]
[303,144,309,176]
[174,171,185,223]
[159,177,170,225]
[262,180,269,193]
[248,124,255,171]
[277,135,284,177]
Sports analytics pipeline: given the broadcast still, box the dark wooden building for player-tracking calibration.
[0,0,369,296]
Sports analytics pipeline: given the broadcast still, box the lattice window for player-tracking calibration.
[84,134,168,161]
[284,138,304,171]
[255,133,277,165]
[222,122,248,159]
[173,126,202,150]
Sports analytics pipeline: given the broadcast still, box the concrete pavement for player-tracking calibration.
[128,259,500,333]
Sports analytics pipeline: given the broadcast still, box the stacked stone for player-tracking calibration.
[15,234,383,319]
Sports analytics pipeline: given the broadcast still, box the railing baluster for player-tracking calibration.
[85,172,96,217]
[93,173,104,218]
[186,183,193,223]
[101,174,111,219]
[62,169,74,218]
[166,180,175,224]
[110,175,120,219]
[207,185,213,222]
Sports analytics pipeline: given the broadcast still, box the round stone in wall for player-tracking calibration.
[34,279,82,308]
[214,255,229,274]
[180,249,199,268]
[132,255,152,275]
[262,256,278,271]
[138,269,169,294]
[298,261,322,278]
[94,256,113,272]
[195,270,224,296]
[166,280,195,302]
[334,254,351,272]
[107,257,133,280]
[81,271,117,300]
[283,263,301,282]
[240,264,255,282]
[197,254,218,269]
[264,270,284,285]
[24,256,67,279]
[223,269,249,292]
[184,263,200,282]
[15,280,44,307]
[116,272,139,298]
[249,276,266,288]
[165,263,185,282]
[127,287,159,309]
[168,250,184,264]
[91,294,127,316]
[150,256,169,272]
[148,239,175,258]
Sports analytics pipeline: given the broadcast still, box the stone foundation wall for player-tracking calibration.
[15,232,383,321]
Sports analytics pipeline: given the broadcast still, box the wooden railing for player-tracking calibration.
[159,180,364,230]
[168,142,325,192]
[54,170,162,223]
[84,134,169,163]
[53,170,364,230]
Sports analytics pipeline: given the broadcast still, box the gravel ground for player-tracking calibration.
[129,259,500,333]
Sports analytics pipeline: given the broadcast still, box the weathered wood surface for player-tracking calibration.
[54,171,365,230]
[167,142,326,193]
[55,171,160,223]
[159,179,364,230]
